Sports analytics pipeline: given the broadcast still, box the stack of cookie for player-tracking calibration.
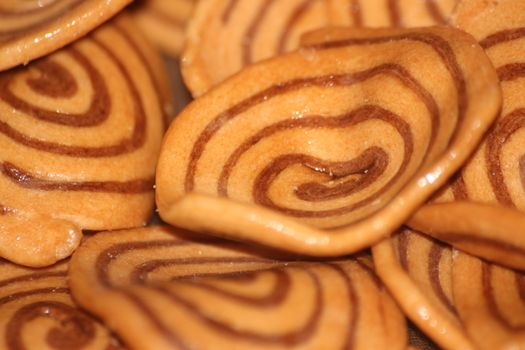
[1,0,524,349]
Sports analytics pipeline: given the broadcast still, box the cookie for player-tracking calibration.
[328,0,459,28]
[182,0,461,96]
[131,0,196,57]
[182,0,330,96]
[440,0,525,208]
[0,258,124,349]
[156,26,501,256]
[0,15,166,266]
[69,226,407,350]
[409,0,525,264]
[0,0,131,72]
[373,229,475,350]
[453,251,525,350]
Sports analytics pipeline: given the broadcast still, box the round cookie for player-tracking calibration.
[69,226,407,350]
[131,0,196,57]
[0,15,166,266]
[156,26,501,256]
[0,258,124,349]
[0,0,131,72]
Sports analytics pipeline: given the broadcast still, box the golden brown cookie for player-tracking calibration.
[131,0,196,57]
[157,26,501,256]
[328,0,459,28]
[453,251,525,350]
[182,0,330,96]
[0,15,166,266]
[0,258,124,349]
[373,230,475,350]
[69,226,407,350]
[0,0,131,72]
[407,0,525,266]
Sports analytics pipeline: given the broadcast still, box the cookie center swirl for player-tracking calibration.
[6,301,96,350]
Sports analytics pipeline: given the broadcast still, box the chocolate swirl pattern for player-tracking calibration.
[157,26,501,256]
[439,0,525,209]
[182,0,331,96]
[0,0,131,71]
[453,251,525,350]
[372,230,475,350]
[408,0,525,268]
[131,0,196,57]
[182,0,461,96]
[328,0,459,28]
[0,16,165,266]
[0,259,123,350]
[69,226,407,350]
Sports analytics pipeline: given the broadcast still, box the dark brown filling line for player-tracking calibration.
[276,0,319,55]
[350,0,362,27]
[424,0,448,25]
[482,262,525,331]
[221,0,239,24]
[0,29,158,194]
[480,27,525,50]
[485,109,525,207]
[478,27,525,206]
[305,33,466,128]
[0,34,148,157]
[0,161,154,193]
[248,106,412,218]
[93,239,359,349]
[387,0,401,27]
[186,60,441,200]
[0,48,110,127]
[6,300,97,350]
[130,256,279,284]
[241,0,276,65]
[428,242,456,314]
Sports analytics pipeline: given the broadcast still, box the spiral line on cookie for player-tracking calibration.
[122,264,358,349]
[348,0,449,27]
[0,33,146,157]
[475,27,525,206]
[397,230,455,313]
[481,262,525,331]
[90,235,361,349]
[240,0,322,65]
[184,32,464,222]
[0,267,101,350]
[0,23,161,195]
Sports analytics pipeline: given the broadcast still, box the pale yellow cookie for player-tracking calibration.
[0,0,131,71]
